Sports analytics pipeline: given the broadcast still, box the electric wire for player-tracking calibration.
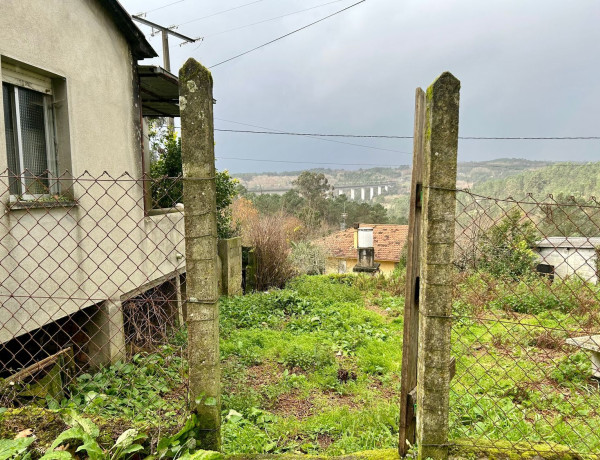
[215,156,404,167]
[208,0,366,68]
[215,128,411,139]
[136,0,188,16]
[215,128,600,141]
[213,119,412,154]
[177,122,598,167]
[178,0,269,28]
[204,0,350,38]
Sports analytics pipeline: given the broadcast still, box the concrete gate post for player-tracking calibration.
[179,58,221,451]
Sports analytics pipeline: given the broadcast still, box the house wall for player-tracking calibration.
[325,257,397,276]
[0,0,185,343]
[536,247,598,284]
[0,0,142,177]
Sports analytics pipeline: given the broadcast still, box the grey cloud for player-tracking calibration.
[122,0,600,172]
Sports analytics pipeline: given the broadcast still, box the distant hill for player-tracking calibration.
[456,158,554,188]
[233,158,552,193]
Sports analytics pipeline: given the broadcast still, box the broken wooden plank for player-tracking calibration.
[3,347,74,387]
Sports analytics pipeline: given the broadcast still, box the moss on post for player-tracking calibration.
[179,58,221,451]
[416,72,460,460]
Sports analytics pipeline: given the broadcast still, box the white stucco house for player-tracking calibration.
[534,237,600,284]
[0,0,185,372]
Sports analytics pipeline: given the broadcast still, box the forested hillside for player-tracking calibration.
[472,162,600,198]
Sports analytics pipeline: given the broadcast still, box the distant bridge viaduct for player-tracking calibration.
[247,182,394,201]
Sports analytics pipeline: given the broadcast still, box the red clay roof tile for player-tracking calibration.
[317,224,409,262]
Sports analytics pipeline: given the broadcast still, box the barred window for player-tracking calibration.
[2,78,57,197]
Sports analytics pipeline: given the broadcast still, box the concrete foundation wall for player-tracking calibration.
[0,207,186,344]
[218,237,243,296]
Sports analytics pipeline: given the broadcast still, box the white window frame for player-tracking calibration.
[2,64,59,200]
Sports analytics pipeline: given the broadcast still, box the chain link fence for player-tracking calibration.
[0,171,189,443]
[451,189,600,456]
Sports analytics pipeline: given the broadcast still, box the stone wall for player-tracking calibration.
[218,237,243,296]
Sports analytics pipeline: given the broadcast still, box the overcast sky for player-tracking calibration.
[121,0,600,173]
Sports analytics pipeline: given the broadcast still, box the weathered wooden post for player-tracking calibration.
[179,58,221,451]
[398,88,426,456]
[416,72,460,460]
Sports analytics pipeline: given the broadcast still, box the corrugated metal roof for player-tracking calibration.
[138,65,179,117]
[536,237,600,249]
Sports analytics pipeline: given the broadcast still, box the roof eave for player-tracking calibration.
[101,0,158,59]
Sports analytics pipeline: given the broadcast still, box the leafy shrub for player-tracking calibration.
[0,436,35,460]
[289,241,326,276]
[248,214,297,291]
[46,411,146,460]
[222,409,278,454]
[220,290,314,333]
[488,277,599,315]
[287,275,362,304]
[148,123,239,238]
[478,209,538,279]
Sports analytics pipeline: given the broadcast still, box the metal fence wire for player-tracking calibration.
[0,171,189,442]
[451,189,600,455]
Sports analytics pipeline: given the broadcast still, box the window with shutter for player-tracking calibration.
[2,67,58,198]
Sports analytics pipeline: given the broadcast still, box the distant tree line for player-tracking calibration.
[239,171,391,231]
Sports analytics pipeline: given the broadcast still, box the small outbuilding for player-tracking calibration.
[534,237,600,284]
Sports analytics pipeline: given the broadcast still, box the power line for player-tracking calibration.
[215,128,410,139]
[216,130,410,153]
[214,128,600,141]
[136,0,188,16]
[179,0,268,29]
[208,0,366,68]
[215,156,403,167]
[204,0,349,38]
[216,156,598,169]
[214,119,411,154]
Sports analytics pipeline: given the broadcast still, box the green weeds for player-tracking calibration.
[4,270,600,456]
[57,347,186,425]
[219,274,403,455]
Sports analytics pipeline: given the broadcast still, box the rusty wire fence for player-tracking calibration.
[0,171,189,443]
[450,189,600,455]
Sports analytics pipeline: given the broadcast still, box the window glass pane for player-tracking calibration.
[2,84,20,195]
[18,87,49,194]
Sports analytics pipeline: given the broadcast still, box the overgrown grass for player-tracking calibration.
[4,268,600,456]
[450,271,600,455]
[219,274,404,455]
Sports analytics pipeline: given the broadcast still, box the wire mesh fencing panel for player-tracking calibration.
[0,171,189,444]
[450,189,600,456]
